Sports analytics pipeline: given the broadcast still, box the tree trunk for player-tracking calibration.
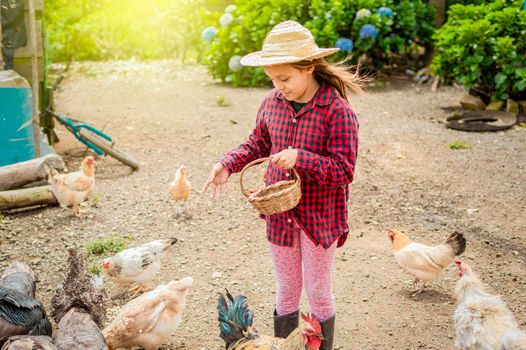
[0,154,65,191]
[0,185,57,211]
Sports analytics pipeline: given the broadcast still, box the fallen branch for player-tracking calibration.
[0,154,64,190]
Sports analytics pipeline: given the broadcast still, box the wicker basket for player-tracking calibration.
[240,157,301,215]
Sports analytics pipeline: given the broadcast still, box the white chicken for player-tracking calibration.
[387,228,466,293]
[102,277,193,350]
[46,156,95,217]
[100,238,178,297]
[453,260,526,350]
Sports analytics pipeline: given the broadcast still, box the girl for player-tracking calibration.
[202,20,363,349]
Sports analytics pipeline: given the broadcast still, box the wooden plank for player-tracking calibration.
[0,4,3,70]
[27,0,40,157]
[0,154,65,191]
[23,0,43,12]
[13,19,43,58]
[13,58,44,83]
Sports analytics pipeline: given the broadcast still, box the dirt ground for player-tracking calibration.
[1,60,525,349]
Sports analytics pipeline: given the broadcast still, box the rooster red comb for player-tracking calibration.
[301,312,321,332]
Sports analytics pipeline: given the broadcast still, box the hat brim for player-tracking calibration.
[240,48,340,67]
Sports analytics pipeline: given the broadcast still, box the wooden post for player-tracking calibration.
[0,185,57,211]
[27,0,40,157]
[0,3,3,71]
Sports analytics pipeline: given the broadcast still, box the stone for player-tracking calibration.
[460,94,485,111]
[506,99,519,115]
[485,100,504,111]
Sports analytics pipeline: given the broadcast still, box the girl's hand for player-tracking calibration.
[270,149,298,169]
[201,162,230,199]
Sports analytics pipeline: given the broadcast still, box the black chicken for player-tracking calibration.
[0,262,51,342]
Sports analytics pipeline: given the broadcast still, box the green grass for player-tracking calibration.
[448,140,471,150]
[89,262,103,276]
[85,234,130,256]
[0,214,5,224]
[216,95,232,107]
[90,193,103,207]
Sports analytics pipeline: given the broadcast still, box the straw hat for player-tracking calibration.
[240,20,340,67]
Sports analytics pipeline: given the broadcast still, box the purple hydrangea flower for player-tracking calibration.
[359,24,379,39]
[376,7,394,17]
[335,38,354,53]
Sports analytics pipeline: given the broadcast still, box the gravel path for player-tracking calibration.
[1,60,525,349]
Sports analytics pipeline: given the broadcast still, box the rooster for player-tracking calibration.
[46,156,95,217]
[102,276,193,350]
[453,260,526,350]
[0,262,52,341]
[387,228,466,293]
[100,238,178,297]
[217,290,323,350]
[169,165,191,218]
[51,249,108,350]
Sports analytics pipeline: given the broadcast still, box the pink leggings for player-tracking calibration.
[269,227,337,322]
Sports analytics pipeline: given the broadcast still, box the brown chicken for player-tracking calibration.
[0,335,56,350]
[169,165,191,217]
[387,228,466,293]
[218,290,323,350]
[51,249,108,350]
[46,156,95,217]
[454,260,526,349]
[103,276,193,350]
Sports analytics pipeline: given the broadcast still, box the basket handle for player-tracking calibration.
[239,157,301,198]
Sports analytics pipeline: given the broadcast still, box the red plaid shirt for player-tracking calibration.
[220,84,359,249]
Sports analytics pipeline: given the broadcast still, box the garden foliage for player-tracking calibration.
[432,0,526,100]
[203,0,436,86]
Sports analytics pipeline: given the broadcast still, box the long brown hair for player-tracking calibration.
[291,58,367,100]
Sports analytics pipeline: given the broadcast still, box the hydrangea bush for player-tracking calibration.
[202,0,436,86]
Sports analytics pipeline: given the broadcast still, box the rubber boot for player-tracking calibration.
[319,315,335,350]
[273,309,299,338]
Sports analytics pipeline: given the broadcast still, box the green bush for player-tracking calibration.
[432,0,526,101]
[203,0,436,87]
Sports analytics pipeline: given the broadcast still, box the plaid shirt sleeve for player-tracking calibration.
[219,98,272,174]
[295,105,359,187]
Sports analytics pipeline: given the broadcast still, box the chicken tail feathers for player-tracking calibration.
[217,289,255,348]
[445,231,466,256]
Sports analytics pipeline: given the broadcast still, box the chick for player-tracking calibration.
[169,165,191,218]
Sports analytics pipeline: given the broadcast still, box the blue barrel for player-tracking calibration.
[0,70,36,166]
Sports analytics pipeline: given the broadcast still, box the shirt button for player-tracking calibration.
[285,173,290,177]
[287,219,292,223]
[288,145,293,149]
[292,118,297,123]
